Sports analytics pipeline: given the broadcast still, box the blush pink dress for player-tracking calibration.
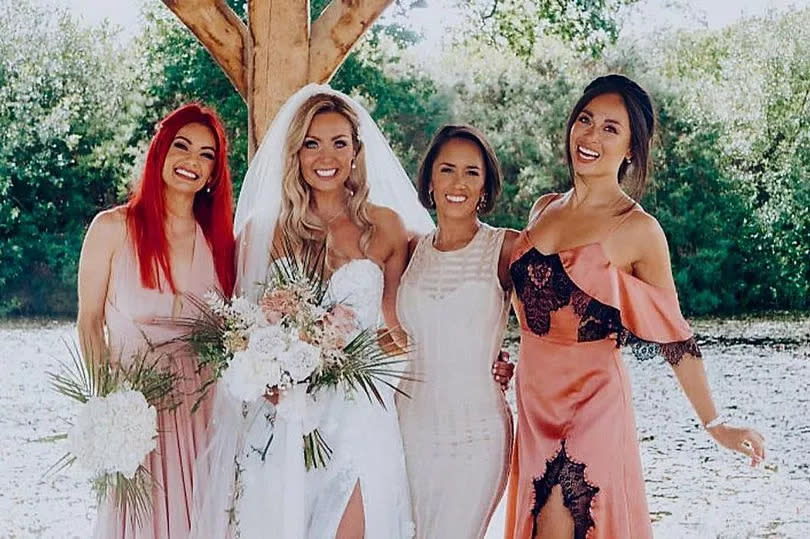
[505,195,702,539]
[93,223,219,539]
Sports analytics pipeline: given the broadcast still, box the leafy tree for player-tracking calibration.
[0,0,139,315]
[652,9,810,311]
[136,0,448,193]
[461,0,638,59]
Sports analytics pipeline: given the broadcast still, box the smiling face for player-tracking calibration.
[568,92,632,181]
[161,122,216,196]
[430,137,486,220]
[298,111,356,194]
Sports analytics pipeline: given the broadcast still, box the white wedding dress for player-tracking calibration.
[193,83,431,539]
[192,259,414,539]
[305,259,414,538]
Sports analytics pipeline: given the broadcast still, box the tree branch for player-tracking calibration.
[483,0,498,20]
[247,0,310,154]
[161,0,249,98]
[309,0,394,84]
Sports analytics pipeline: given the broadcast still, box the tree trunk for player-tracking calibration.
[162,0,394,158]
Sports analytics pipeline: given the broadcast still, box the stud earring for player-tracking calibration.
[205,185,211,194]
[477,194,487,212]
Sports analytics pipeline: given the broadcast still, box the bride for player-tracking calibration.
[190,85,433,538]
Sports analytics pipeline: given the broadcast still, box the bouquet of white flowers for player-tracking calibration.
[46,340,179,526]
[176,240,411,469]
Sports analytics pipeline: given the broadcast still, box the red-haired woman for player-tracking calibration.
[77,104,235,538]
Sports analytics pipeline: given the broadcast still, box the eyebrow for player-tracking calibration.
[304,134,351,141]
[581,108,624,127]
[437,162,482,170]
[174,135,216,152]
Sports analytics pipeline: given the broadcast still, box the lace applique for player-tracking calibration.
[510,249,573,336]
[625,333,702,366]
[511,248,702,365]
[576,296,623,343]
[531,440,599,539]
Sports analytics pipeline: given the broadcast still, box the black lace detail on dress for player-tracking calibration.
[530,440,599,539]
[577,296,623,343]
[625,333,702,366]
[511,248,702,365]
[511,249,622,342]
[510,249,573,336]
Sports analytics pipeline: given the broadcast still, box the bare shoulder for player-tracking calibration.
[528,192,560,222]
[86,206,127,247]
[621,207,669,260]
[368,204,407,239]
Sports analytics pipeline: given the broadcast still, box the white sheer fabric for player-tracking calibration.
[191,84,432,539]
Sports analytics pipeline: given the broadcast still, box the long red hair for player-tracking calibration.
[127,104,235,296]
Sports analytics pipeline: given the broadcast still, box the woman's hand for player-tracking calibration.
[708,424,766,467]
[491,350,514,391]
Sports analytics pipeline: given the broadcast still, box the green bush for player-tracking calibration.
[0,1,138,315]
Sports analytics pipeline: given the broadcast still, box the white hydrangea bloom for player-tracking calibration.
[67,389,157,479]
[247,325,287,357]
[222,349,283,402]
[281,340,321,382]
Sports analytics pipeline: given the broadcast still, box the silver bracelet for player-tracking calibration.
[703,413,729,430]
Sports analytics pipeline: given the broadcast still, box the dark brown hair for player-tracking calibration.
[416,124,502,215]
[565,74,655,200]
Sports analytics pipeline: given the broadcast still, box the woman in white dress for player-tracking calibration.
[397,125,518,538]
[190,85,434,539]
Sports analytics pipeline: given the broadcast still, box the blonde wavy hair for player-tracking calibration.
[277,93,375,264]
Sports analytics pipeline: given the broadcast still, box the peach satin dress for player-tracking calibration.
[505,196,701,539]
[94,224,219,539]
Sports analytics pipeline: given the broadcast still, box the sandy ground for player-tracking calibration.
[1,317,808,538]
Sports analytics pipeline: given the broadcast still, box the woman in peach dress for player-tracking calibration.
[77,104,235,538]
[505,75,766,539]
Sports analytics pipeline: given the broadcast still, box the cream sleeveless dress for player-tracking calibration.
[397,223,513,539]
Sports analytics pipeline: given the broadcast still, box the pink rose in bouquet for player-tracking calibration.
[260,288,298,324]
[322,304,357,350]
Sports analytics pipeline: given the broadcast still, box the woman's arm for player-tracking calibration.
[497,228,520,292]
[372,207,410,346]
[629,214,765,466]
[76,208,126,364]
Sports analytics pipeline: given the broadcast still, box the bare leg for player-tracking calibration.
[534,485,574,539]
[335,480,365,539]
